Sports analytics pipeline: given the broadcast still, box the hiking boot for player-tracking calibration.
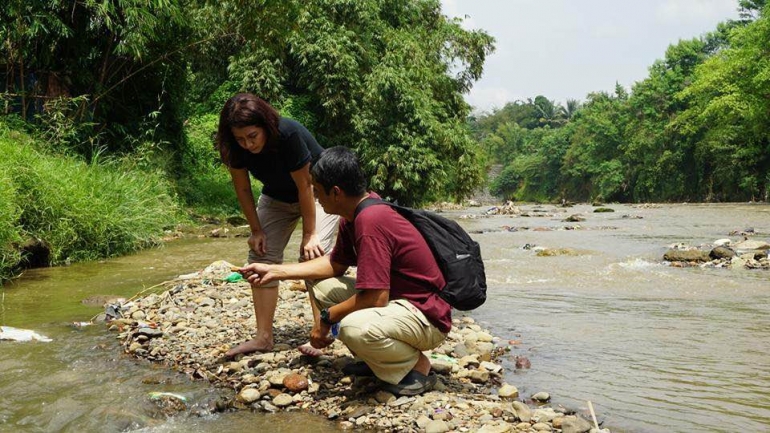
[342,361,375,377]
[379,370,437,396]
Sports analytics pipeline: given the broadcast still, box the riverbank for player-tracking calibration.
[0,126,181,283]
[107,261,606,433]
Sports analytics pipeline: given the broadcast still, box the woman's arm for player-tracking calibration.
[290,162,323,260]
[230,167,266,255]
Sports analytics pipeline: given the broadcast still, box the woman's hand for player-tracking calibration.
[300,232,324,261]
[248,229,267,256]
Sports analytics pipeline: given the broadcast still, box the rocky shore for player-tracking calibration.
[106,261,608,433]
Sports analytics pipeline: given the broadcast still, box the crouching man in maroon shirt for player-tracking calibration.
[238,146,450,396]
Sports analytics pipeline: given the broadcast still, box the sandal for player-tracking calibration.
[379,370,437,396]
[342,361,375,377]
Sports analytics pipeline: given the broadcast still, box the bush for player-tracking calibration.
[0,123,182,280]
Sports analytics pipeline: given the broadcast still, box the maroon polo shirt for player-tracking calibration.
[330,194,451,333]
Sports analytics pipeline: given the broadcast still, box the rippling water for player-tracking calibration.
[459,203,770,433]
[2,203,769,432]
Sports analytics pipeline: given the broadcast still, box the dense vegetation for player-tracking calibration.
[0,0,493,281]
[476,0,769,203]
[0,121,179,281]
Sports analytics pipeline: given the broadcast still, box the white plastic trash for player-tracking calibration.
[0,326,53,342]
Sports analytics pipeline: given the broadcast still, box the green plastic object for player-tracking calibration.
[223,272,244,282]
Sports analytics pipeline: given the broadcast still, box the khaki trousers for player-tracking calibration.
[312,276,447,384]
[248,194,339,287]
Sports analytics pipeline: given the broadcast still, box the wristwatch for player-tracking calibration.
[320,308,335,325]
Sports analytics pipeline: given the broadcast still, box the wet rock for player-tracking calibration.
[593,207,614,213]
[237,388,261,403]
[498,383,519,399]
[536,248,579,257]
[532,392,551,402]
[561,415,593,433]
[733,239,769,250]
[709,246,736,260]
[564,214,586,222]
[515,356,531,369]
[663,249,710,262]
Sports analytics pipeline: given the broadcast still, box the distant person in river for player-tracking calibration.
[236,146,449,396]
[216,92,338,358]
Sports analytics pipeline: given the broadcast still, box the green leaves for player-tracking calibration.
[475,4,770,203]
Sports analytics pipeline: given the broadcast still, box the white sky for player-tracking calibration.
[441,0,742,113]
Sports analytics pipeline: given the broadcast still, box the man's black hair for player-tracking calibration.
[310,146,368,196]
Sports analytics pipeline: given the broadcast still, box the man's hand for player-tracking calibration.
[239,263,275,287]
[309,321,335,349]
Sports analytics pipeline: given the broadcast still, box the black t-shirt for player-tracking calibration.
[230,118,324,203]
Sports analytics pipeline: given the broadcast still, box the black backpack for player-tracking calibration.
[355,198,487,310]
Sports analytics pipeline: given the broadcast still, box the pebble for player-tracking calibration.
[498,383,519,399]
[283,373,309,392]
[237,388,261,403]
[108,260,608,432]
[425,420,450,433]
[272,393,293,407]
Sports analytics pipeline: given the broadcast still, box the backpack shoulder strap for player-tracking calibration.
[354,196,390,219]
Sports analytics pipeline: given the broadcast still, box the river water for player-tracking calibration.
[1,203,769,432]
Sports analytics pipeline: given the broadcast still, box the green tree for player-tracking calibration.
[676,2,770,201]
[189,0,494,205]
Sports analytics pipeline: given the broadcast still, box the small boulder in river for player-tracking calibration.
[709,246,736,260]
[663,249,710,262]
[733,239,770,251]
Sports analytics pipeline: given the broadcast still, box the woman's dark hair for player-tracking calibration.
[311,146,368,196]
[215,93,280,166]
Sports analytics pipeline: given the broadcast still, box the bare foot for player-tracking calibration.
[298,342,323,357]
[225,337,273,358]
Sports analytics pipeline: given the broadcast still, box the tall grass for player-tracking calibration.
[0,123,181,281]
[0,169,22,281]
[177,113,244,216]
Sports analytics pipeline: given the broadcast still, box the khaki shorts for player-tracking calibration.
[312,276,447,384]
[248,194,338,287]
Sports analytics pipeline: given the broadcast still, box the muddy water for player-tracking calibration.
[2,203,769,432]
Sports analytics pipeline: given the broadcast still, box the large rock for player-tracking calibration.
[561,415,593,433]
[734,239,770,251]
[511,401,531,422]
[237,388,261,403]
[498,383,519,399]
[709,246,736,260]
[663,249,710,262]
[282,373,308,392]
